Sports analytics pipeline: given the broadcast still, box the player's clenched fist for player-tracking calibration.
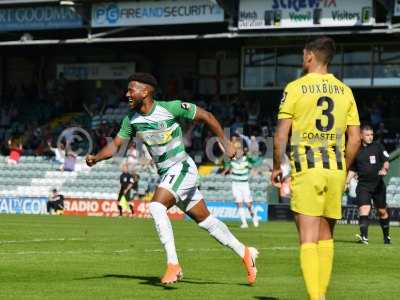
[86,155,97,167]
[271,168,282,188]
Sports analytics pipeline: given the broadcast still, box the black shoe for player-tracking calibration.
[384,236,391,244]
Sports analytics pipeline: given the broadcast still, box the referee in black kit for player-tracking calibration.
[347,124,391,244]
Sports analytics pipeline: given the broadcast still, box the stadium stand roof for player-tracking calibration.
[0,0,397,46]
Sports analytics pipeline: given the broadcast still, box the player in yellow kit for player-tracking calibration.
[271,37,361,300]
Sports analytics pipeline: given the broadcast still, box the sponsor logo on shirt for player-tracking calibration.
[139,130,173,146]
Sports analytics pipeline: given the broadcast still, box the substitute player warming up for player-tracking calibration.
[347,124,391,244]
[86,73,258,285]
[272,37,361,300]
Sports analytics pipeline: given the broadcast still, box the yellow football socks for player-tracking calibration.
[300,243,320,300]
[318,239,334,298]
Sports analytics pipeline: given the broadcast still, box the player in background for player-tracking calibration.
[222,140,259,228]
[86,73,258,285]
[347,124,391,244]
[47,188,64,215]
[117,163,139,217]
[272,37,361,300]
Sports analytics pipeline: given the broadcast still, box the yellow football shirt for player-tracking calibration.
[278,73,360,173]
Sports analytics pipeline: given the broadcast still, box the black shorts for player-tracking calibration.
[118,188,128,201]
[47,200,64,211]
[356,182,386,209]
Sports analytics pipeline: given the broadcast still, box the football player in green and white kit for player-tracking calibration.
[86,73,258,285]
[223,141,259,228]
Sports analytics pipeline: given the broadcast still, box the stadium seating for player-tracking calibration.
[101,102,129,124]
[386,177,400,207]
[0,154,270,202]
[1,154,400,206]
[198,173,269,202]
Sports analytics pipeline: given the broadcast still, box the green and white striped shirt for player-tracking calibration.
[117,100,196,175]
[225,156,252,182]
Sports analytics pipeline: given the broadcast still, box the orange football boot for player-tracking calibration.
[161,263,183,284]
[242,247,259,285]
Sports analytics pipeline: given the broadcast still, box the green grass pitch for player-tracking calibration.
[0,214,399,300]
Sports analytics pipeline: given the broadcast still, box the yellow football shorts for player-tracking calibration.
[290,168,346,219]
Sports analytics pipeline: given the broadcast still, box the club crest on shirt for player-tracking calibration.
[181,102,190,110]
[158,121,167,129]
[280,92,287,104]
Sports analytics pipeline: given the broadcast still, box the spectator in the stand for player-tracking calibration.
[83,95,106,129]
[105,85,121,109]
[375,122,389,146]
[369,103,383,127]
[231,115,244,135]
[357,102,368,122]
[6,139,23,165]
[62,124,75,149]
[192,123,204,151]
[47,188,64,215]
[94,124,108,151]
[34,140,47,156]
[48,141,65,171]
[247,101,260,133]
[232,95,247,121]
[261,124,269,138]
[0,106,11,128]
[210,95,223,121]
[9,103,19,123]
[63,148,77,172]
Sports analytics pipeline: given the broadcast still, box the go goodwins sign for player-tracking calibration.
[0,6,82,31]
[239,0,374,29]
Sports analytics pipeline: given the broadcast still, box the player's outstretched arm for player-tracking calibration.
[272,119,292,187]
[86,136,125,167]
[194,107,235,159]
[345,125,361,171]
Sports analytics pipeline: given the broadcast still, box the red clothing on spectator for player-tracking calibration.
[9,146,23,162]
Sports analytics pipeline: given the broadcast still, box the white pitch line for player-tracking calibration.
[0,249,131,256]
[2,244,392,256]
[144,246,297,253]
[0,247,296,256]
[0,237,85,244]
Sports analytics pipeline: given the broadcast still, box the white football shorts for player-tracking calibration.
[158,157,203,212]
[232,181,252,203]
